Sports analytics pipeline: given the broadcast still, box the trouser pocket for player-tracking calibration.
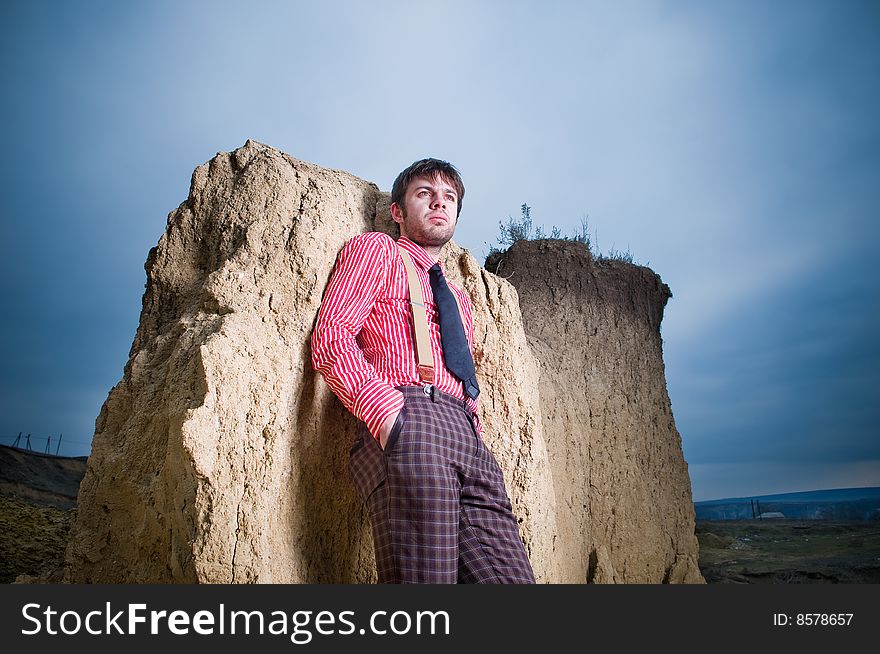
[383,406,407,452]
[348,430,387,503]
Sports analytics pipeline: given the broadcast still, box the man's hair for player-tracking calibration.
[391,158,465,218]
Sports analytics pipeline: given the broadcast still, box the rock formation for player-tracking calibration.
[487,243,703,582]
[63,140,701,583]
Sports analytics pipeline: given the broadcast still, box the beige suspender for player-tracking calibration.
[397,245,467,386]
[398,247,434,383]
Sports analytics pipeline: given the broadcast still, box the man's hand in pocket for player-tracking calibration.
[378,409,402,450]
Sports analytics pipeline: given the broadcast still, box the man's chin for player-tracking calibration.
[410,231,454,249]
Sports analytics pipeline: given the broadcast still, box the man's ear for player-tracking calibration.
[390,202,404,225]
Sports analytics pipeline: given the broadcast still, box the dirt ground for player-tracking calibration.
[0,496,74,583]
[696,519,880,583]
[4,501,880,583]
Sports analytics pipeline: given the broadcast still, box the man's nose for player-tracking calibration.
[431,194,445,209]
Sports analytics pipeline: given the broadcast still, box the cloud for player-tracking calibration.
[672,252,880,478]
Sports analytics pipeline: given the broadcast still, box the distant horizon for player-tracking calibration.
[694,485,880,504]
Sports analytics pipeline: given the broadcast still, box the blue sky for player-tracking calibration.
[1,0,877,501]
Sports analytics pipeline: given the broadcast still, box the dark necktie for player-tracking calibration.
[428,263,480,400]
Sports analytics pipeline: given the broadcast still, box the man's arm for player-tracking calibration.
[311,233,405,442]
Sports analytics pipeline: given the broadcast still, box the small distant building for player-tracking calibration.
[758,511,785,519]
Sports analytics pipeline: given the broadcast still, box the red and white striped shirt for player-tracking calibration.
[311,232,482,441]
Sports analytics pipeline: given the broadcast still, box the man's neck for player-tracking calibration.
[421,245,442,262]
[402,235,442,262]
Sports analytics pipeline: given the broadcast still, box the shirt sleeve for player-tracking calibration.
[311,233,405,440]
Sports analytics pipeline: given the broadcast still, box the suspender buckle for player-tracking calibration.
[417,364,434,384]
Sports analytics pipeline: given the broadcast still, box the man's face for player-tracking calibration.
[391,174,459,249]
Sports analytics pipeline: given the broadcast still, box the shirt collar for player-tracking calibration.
[396,235,442,272]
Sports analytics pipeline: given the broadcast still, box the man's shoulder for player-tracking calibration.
[343,231,398,256]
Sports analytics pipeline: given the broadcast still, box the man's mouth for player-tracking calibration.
[429,214,447,222]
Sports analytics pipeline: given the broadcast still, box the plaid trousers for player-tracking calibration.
[348,384,536,584]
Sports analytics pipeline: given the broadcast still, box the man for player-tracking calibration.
[311,158,535,584]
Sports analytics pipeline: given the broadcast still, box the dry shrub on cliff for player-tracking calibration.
[485,204,637,273]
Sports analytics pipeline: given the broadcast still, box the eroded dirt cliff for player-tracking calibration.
[487,241,702,582]
[63,141,700,583]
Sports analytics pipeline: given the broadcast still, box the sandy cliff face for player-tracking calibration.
[64,140,700,583]
[487,242,702,582]
[64,141,556,583]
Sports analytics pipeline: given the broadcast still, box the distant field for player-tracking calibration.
[694,487,880,521]
[696,519,880,584]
